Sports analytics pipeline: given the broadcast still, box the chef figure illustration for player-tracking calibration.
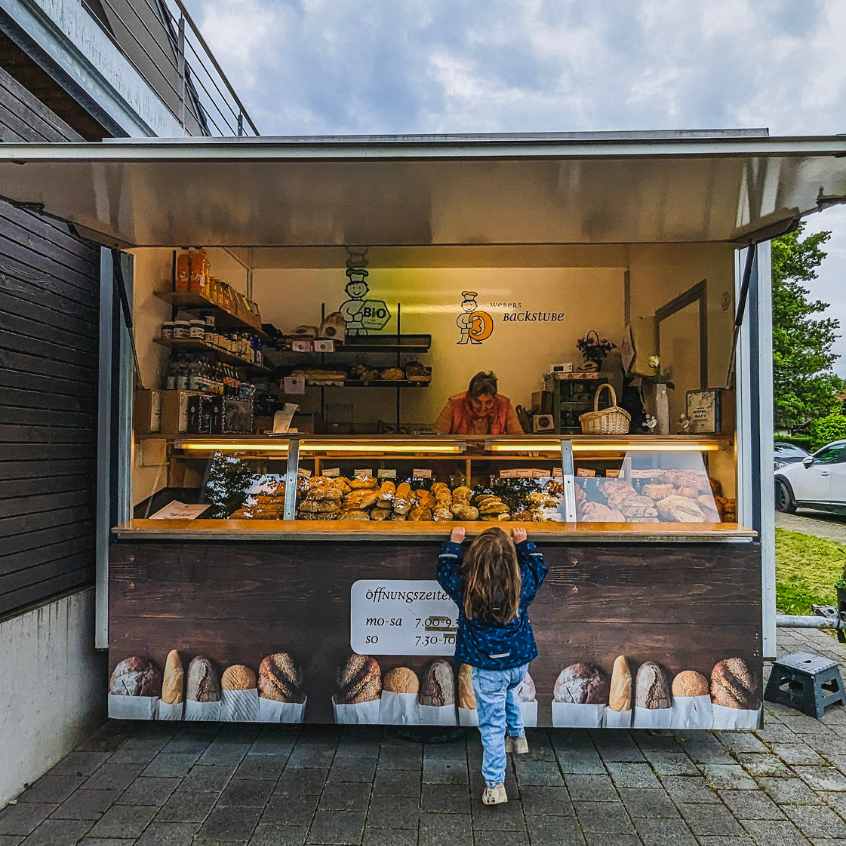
[340,271,370,336]
[456,290,494,345]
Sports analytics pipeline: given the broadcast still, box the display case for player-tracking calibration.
[147,434,738,530]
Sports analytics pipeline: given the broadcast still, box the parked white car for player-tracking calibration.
[775,440,846,515]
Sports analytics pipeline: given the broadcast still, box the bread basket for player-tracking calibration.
[579,383,631,435]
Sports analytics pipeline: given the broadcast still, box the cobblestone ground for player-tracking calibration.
[3,628,846,846]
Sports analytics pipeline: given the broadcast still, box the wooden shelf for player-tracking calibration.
[273,334,431,354]
[154,290,269,339]
[113,518,756,543]
[154,337,272,374]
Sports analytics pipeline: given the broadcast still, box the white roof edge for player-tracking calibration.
[1,134,845,162]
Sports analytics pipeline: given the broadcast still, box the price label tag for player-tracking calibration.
[354,468,373,479]
[377,468,397,479]
[297,468,312,478]
[412,468,433,479]
[350,580,459,655]
[323,467,340,477]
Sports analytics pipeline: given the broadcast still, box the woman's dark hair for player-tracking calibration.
[468,371,498,399]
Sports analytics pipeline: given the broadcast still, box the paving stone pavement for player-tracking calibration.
[4,626,846,846]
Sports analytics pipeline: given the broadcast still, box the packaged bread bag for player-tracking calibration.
[603,656,633,728]
[457,664,537,727]
[333,655,382,724]
[108,656,162,720]
[256,652,307,723]
[379,666,420,725]
[669,670,713,729]
[709,657,761,729]
[220,664,259,721]
[633,661,674,728]
[417,659,458,725]
[552,662,608,728]
[157,650,184,720]
[184,656,222,721]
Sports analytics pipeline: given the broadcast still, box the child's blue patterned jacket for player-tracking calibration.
[436,539,547,670]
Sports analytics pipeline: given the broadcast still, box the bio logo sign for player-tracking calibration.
[456,290,494,345]
[339,276,391,336]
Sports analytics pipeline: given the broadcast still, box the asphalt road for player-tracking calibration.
[776,508,846,542]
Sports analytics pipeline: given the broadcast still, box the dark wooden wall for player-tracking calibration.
[0,64,100,617]
[109,540,762,724]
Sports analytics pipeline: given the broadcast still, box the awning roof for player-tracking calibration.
[0,132,844,252]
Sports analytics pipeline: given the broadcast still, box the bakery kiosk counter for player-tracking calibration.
[109,433,761,728]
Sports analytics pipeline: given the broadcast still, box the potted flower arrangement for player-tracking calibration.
[577,330,616,371]
[641,355,674,435]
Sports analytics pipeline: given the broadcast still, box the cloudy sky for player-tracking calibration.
[186,0,846,371]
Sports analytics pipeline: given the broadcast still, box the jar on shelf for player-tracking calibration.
[160,322,174,340]
[172,320,190,340]
[189,320,206,341]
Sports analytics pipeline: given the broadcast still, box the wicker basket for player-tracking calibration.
[579,383,631,435]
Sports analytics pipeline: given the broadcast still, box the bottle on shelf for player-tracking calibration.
[176,250,191,291]
[189,249,209,297]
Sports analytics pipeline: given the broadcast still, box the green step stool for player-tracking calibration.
[764,652,846,719]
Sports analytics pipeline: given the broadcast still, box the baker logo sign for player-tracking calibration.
[456,291,494,345]
[339,275,391,336]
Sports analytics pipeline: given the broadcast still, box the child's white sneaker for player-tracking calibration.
[506,735,529,755]
[482,784,508,805]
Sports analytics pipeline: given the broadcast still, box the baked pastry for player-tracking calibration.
[642,483,674,501]
[419,660,455,706]
[337,655,382,704]
[656,495,706,523]
[258,652,305,703]
[344,490,380,510]
[380,367,405,381]
[390,512,408,521]
[516,672,536,702]
[553,663,608,704]
[451,504,480,520]
[378,480,396,502]
[578,501,626,522]
[299,500,342,513]
[161,650,184,704]
[109,656,162,697]
[221,665,257,691]
[342,510,371,520]
[415,490,434,509]
[187,657,220,702]
[383,667,420,694]
[635,662,671,709]
[711,657,759,709]
[433,506,453,521]
[349,476,378,490]
[370,507,391,521]
[408,505,433,521]
[452,486,472,503]
[608,655,632,712]
[672,670,709,697]
[457,664,475,709]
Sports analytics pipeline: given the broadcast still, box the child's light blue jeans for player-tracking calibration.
[472,663,529,787]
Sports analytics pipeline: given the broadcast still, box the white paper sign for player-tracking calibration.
[350,580,459,655]
[149,501,210,520]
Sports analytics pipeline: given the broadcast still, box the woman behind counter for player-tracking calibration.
[434,371,524,435]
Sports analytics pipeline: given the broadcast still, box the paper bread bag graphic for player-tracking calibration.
[157,650,184,721]
[552,662,608,728]
[669,670,713,729]
[108,656,161,720]
[333,655,382,724]
[710,657,761,729]
[633,661,673,728]
[417,660,457,726]
[257,653,307,723]
[379,667,420,725]
[184,656,221,721]
[220,664,259,722]
[603,656,633,728]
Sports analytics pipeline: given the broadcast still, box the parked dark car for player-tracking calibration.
[774,441,810,470]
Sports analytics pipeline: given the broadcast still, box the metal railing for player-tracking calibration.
[80,0,259,137]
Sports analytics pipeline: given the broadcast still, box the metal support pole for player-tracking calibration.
[725,242,757,388]
[283,438,301,520]
[238,111,244,137]
[561,440,576,523]
[177,15,186,130]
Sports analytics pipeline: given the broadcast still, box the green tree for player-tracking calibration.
[772,223,842,431]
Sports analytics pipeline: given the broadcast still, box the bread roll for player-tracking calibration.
[419,660,455,706]
[109,656,162,697]
[432,506,453,522]
[711,657,759,709]
[383,667,420,694]
[608,656,632,712]
[161,650,184,704]
[222,664,257,691]
[342,510,371,520]
[349,476,378,490]
[452,486,472,503]
[672,670,709,698]
[187,657,220,702]
[457,664,475,709]
[451,504,480,520]
[553,662,609,704]
[258,652,305,703]
[370,507,391,522]
[635,662,671,709]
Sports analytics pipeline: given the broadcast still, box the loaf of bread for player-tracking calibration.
[222,664,257,691]
[342,509,371,520]
[672,670,709,697]
[451,504,480,520]
[433,506,453,522]
[608,655,632,712]
[419,660,455,706]
[457,664,475,709]
[337,655,382,704]
[344,490,380,510]
[383,667,420,694]
[711,657,759,709]
[187,657,220,702]
[452,486,472,504]
[109,656,162,697]
[370,506,391,521]
[635,661,671,709]
[578,501,626,522]
[656,495,706,523]
[516,672,536,702]
[349,476,378,490]
[161,650,184,704]
[553,662,609,704]
[408,505,433,521]
[258,652,305,703]
[642,483,674,501]
[377,481,396,502]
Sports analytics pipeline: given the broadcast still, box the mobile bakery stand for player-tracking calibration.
[1,130,845,727]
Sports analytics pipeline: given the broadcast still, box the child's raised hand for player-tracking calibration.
[450,526,466,543]
[512,527,528,544]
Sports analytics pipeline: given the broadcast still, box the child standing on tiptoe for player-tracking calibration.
[437,525,547,806]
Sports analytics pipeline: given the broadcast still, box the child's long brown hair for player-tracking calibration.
[461,527,521,624]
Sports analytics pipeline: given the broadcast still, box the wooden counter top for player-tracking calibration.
[113,519,756,543]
